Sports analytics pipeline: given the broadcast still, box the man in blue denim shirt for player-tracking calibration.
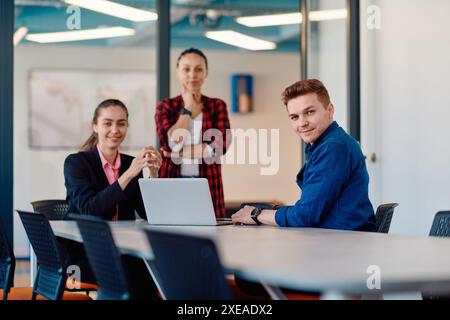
[232,79,376,231]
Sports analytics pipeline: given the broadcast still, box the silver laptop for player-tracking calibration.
[138,178,232,226]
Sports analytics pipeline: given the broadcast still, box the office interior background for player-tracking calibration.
[0,0,449,259]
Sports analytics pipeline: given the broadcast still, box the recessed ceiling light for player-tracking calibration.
[64,0,158,22]
[310,9,347,21]
[237,13,301,27]
[14,27,29,46]
[26,27,136,43]
[236,9,347,27]
[205,30,276,51]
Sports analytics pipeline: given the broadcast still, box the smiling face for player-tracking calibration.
[287,93,334,144]
[176,53,208,93]
[93,105,128,151]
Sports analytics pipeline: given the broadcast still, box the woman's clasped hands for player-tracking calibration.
[128,147,162,179]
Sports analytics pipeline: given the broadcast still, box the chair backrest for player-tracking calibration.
[423,211,450,300]
[375,203,399,233]
[17,210,66,300]
[30,199,69,220]
[144,229,232,300]
[73,215,131,300]
[0,217,16,301]
[429,211,450,237]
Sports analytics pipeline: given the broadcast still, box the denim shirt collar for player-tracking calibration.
[305,121,339,158]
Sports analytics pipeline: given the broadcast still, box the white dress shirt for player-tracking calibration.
[168,113,214,176]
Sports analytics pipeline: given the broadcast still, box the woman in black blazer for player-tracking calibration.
[64,99,161,220]
[62,99,161,294]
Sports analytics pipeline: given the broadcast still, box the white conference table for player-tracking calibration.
[50,220,450,299]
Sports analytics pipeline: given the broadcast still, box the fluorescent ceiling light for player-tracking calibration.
[14,27,28,46]
[236,9,347,27]
[310,9,347,21]
[64,0,158,22]
[237,13,301,27]
[205,30,276,51]
[26,27,135,43]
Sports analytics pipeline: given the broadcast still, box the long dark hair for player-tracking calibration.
[176,48,208,69]
[80,99,129,152]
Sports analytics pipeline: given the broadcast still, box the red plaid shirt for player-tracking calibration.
[155,95,231,218]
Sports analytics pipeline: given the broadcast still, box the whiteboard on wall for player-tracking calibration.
[29,69,157,149]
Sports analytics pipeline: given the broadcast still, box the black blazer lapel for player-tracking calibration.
[86,147,110,189]
[119,153,132,176]
[118,154,134,220]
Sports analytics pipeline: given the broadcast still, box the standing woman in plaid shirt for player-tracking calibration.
[155,48,231,218]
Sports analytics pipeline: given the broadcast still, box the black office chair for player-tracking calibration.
[0,217,15,300]
[72,215,159,300]
[422,211,450,300]
[30,199,69,220]
[73,215,131,300]
[375,203,399,233]
[144,229,232,300]
[17,210,91,300]
[428,211,450,237]
[31,200,97,294]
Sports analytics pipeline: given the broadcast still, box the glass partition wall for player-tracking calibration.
[169,0,302,208]
[306,0,348,131]
[6,0,358,284]
[13,0,158,284]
